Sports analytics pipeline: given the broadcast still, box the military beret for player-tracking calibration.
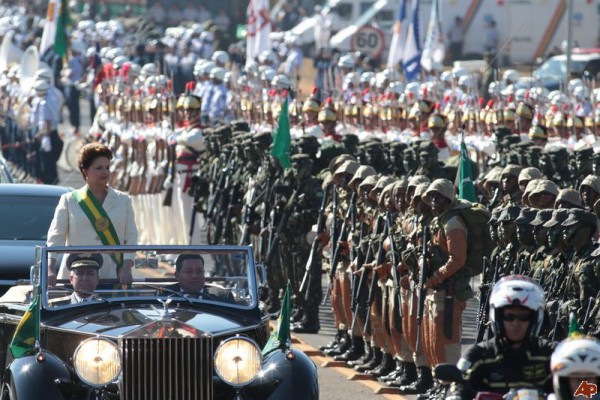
[423,178,456,204]
[555,189,583,208]
[562,209,598,233]
[498,205,521,222]
[359,175,379,189]
[580,175,600,194]
[518,167,543,184]
[408,175,431,189]
[543,209,570,228]
[501,164,523,178]
[66,253,103,270]
[530,209,554,226]
[515,207,537,225]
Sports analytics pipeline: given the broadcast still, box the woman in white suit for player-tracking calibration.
[47,143,138,286]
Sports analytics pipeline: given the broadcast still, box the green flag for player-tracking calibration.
[568,311,585,338]
[9,285,40,358]
[53,0,71,57]
[270,97,291,169]
[457,139,476,202]
[262,281,291,356]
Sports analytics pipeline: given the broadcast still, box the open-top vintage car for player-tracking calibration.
[0,245,318,400]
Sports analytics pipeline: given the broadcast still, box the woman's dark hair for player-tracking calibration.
[78,143,113,179]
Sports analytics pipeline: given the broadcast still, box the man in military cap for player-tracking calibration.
[527,179,559,209]
[496,205,522,276]
[518,167,543,194]
[580,174,600,219]
[500,164,523,206]
[514,207,538,275]
[528,125,548,148]
[529,209,555,283]
[51,253,103,305]
[545,146,572,188]
[572,146,594,188]
[516,102,535,137]
[554,209,599,339]
[415,141,447,181]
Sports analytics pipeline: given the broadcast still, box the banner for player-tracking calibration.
[421,0,445,71]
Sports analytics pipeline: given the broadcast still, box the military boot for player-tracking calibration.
[365,352,395,377]
[324,331,351,356]
[397,366,433,395]
[347,340,372,367]
[334,336,364,362]
[319,329,344,351]
[388,362,418,387]
[354,347,382,373]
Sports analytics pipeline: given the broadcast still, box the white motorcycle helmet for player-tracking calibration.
[489,275,545,341]
[551,337,600,400]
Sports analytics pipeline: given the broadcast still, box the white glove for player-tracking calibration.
[41,135,52,152]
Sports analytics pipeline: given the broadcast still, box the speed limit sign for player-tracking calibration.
[351,25,385,59]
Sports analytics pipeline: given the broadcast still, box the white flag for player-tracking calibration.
[421,0,445,71]
[386,0,408,68]
[402,0,421,82]
[246,0,272,66]
[40,0,59,56]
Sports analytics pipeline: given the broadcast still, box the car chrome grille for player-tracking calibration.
[122,337,214,400]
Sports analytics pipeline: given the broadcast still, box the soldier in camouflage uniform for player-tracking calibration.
[580,174,600,220]
[529,209,555,284]
[496,205,522,276]
[513,207,538,276]
[499,164,523,207]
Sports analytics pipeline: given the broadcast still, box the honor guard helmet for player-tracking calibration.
[551,337,600,400]
[318,98,336,122]
[489,275,545,342]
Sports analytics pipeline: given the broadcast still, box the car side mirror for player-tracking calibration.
[30,264,39,287]
[135,256,159,269]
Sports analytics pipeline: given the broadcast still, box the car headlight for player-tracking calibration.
[214,337,262,386]
[73,338,122,387]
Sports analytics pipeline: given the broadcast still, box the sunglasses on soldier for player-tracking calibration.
[503,312,531,322]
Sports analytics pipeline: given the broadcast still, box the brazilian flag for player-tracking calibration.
[9,286,41,358]
[270,97,291,170]
[53,0,71,58]
[262,282,291,356]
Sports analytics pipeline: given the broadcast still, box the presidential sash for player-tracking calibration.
[72,187,123,270]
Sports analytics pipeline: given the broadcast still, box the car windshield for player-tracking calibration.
[37,246,256,310]
[534,58,588,79]
[0,195,59,240]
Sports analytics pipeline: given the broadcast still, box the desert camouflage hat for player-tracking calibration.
[555,189,583,208]
[422,178,456,204]
[580,175,600,194]
[518,167,543,184]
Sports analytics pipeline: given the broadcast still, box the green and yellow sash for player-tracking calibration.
[72,187,123,270]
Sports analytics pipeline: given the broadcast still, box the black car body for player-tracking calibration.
[0,184,70,281]
[0,245,319,400]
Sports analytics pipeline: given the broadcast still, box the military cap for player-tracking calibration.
[328,154,355,174]
[555,189,583,208]
[231,120,250,132]
[359,175,379,189]
[216,125,233,140]
[545,146,568,156]
[501,164,523,178]
[407,175,431,189]
[580,175,600,194]
[411,182,430,202]
[562,209,598,233]
[374,175,395,191]
[528,125,548,140]
[378,182,397,206]
[530,209,554,226]
[518,167,543,184]
[515,207,537,225]
[494,126,512,140]
[349,165,376,186]
[343,133,359,147]
[498,205,521,222]
[516,102,534,120]
[334,160,360,176]
[418,141,438,156]
[529,179,559,197]
[501,135,521,148]
[543,209,569,228]
[66,253,103,270]
[482,166,503,186]
[422,178,456,204]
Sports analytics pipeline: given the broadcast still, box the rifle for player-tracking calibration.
[162,142,176,207]
[363,215,388,334]
[475,255,496,343]
[300,189,329,296]
[329,185,339,274]
[257,176,272,263]
[265,189,299,267]
[551,269,574,341]
[385,211,402,318]
[206,150,234,219]
[415,224,428,354]
[323,191,355,304]
[239,176,257,246]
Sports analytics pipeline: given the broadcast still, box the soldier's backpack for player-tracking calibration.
[440,202,493,277]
